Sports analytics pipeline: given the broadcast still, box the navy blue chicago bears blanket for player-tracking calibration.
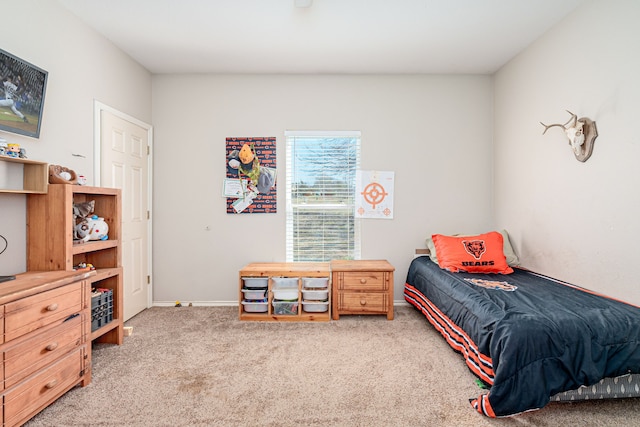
[404,256,640,417]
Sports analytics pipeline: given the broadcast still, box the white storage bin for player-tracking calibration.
[302,277,329,289]
[302,300,329,313]
[301,288,329,301]
[242,288,267,300]
[272,277,298,289]
[272,300,299,315]
[242,300,268,313]
[242,277,268,288]
[272,289,298,301]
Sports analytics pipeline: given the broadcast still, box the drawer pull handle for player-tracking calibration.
[46,303,59,312]
[360,299,367,306]
[46,342,59,351]
[45,379,58,389]
[360,278,367,284]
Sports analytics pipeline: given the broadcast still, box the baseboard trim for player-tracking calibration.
[153,300,410,307]
[153,300,238,307]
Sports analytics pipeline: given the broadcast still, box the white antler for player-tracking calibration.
[540,110,578,134]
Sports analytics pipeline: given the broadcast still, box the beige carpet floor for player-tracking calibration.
[25,305,640,426]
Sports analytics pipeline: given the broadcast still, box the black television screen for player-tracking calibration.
[0,48,48,139]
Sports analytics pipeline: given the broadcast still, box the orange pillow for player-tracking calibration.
[431,232,514,274]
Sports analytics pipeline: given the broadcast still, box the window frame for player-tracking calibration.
[285,130,361,262]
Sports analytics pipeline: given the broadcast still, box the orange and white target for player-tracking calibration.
[361,182,388,209]
[356,170,394,219]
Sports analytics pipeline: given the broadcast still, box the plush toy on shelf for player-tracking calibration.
[75,215,109,242]
[73,200,95,240]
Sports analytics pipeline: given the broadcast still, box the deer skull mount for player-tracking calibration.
[540,110,598,162]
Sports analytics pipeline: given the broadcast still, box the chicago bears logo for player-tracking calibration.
[462,239,486,260]
[464,278,517,291]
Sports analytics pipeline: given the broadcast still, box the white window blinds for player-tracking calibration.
[285,131,361,262]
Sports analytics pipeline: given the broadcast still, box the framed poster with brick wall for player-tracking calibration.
[225,137,277,214]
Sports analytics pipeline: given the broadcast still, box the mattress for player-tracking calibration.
[552,373,640,401]
[404,256,640,417]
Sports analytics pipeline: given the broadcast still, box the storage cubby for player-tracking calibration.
[27,184,123,344]
[239,262,331,322]
[89,267,123,344]
[0,155,49,194]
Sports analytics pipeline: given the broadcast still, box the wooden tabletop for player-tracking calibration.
[0,270,96,304]
[240,262,330,276]
[330,259,395,271]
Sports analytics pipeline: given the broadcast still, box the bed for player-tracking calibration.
[404,231,640,417]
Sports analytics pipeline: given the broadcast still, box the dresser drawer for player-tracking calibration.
[4,347,85,427]
[4,314,84,389]
[337,291,390,313]
[338,271,388,291]
[4,282,83,342]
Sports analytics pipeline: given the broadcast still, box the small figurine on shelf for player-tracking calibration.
[6,143,20,158]
[74,262,96,271]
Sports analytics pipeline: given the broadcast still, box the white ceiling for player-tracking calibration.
[57,0,585,75]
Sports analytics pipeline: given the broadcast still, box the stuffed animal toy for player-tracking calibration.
[75,215,109,242]
[73,200,95,240]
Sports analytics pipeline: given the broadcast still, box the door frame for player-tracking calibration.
[93,100,153,311]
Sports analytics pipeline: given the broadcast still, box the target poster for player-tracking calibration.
[355,170,394,219]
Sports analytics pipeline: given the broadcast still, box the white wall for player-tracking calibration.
[493,0,640,304]
[11,1,628,308]
[0,0,151,275]
[151,74,494,303]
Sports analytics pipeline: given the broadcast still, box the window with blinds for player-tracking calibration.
[285,131,361,262]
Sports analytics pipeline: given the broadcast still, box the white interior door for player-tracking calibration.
[96,102,152,321]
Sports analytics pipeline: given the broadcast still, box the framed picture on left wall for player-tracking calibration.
[0,48,48,139]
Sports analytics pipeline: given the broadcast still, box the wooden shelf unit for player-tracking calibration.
[239,262,331,322]
[27,184,124,345]
[0,155,48,194]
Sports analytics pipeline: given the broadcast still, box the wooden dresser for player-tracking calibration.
[0,270,94,427]
[331,260,395,320]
